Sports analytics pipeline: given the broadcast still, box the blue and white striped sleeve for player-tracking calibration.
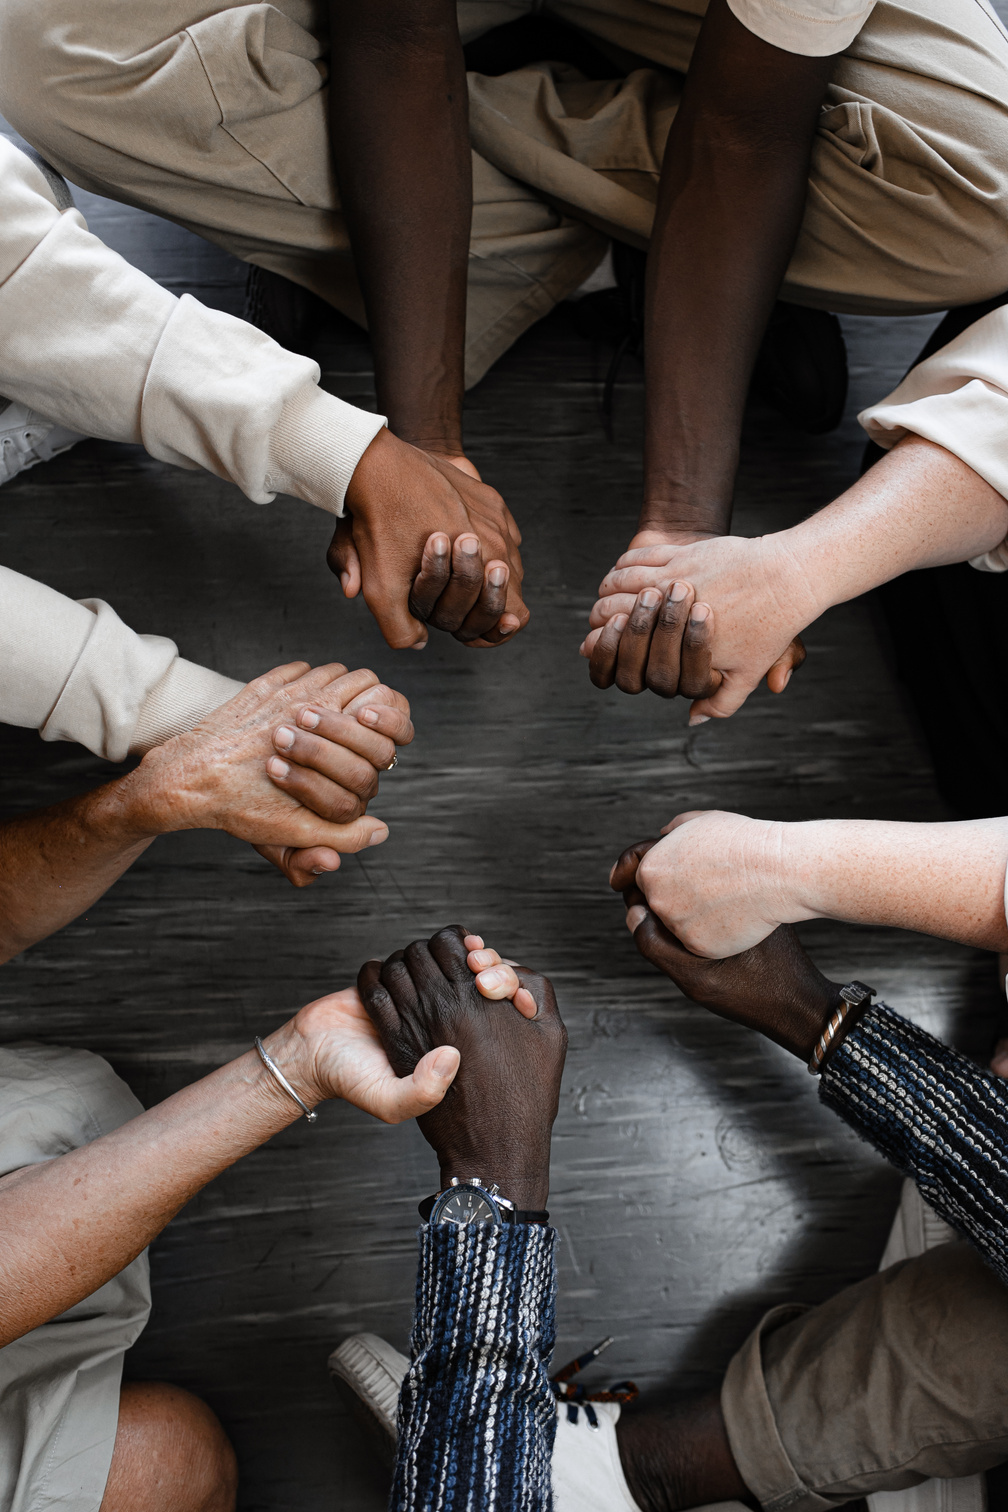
[820,1003,1008,1283]
[393,1222,558,1512]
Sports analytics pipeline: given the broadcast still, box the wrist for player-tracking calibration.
[437,1159,549,1213]
[755,529,826,633]
[257,1019,325,1117]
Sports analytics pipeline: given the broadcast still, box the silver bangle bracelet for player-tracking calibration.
[254,1036,318,1123]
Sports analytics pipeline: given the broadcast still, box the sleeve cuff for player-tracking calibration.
[266,383,387,517]
[129,658,244,754]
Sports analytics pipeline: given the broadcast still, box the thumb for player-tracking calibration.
[688,674,751,723]
[392,1045,460,1119]
[766,635,807,694]
[327,519,362,599]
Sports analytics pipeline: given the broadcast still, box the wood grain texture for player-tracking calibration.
[0,128,1005,1510]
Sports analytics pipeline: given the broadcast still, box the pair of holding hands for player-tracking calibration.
[277,890,841,1207]
[131,661,414,887]
[581,533,812,720]
[335,432,812,733]
[273,926,566,1210]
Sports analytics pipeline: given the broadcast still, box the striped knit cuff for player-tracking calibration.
[394,1223,558,1512]
[820,1003,1008,1285]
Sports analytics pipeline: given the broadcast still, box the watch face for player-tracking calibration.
[433,1185,500,1227]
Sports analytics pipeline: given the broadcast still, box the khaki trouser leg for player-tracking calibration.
[720,1243,1008,1512]
[464,0,1008,312]
[2,0,1005,388]
[0,0,605,388]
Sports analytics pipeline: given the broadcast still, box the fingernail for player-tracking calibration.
[433,534,450,556]
[299,709,320,730]
[478,968,505,988]
[360,708,379,726]
[626,904,647,932]
[670,582,689,602]
[781,669,793,690]
[460,536,479,556]
[613,614,629,631]
[640,589,661,608]
[274,725,295,750]
[411,639,428,651]
[433,1049,457,1082]
[267,757,290,778]
[369,826,389,846]
[489,565,507,587]
[340,573,351,591]
[469,949,496,967]
[689,714,710,727]
[690,603,710,624]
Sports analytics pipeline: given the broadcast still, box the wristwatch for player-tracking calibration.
[418,1176,549,1227]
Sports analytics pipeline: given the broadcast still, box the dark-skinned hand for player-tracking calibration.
[611,840,840,1060]
[332,430,529,650]
[358,924,567,1209]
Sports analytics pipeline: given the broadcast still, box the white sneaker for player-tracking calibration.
[0,399,84,486]
[553,1398,641,1511]
[328,1332,403,1467]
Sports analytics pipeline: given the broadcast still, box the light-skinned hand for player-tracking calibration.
[126,663,409,885]
[266,986,460,1123]
[610,811,802,959]
[581,533,812,719]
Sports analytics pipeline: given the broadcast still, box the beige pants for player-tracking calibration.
[721,1239,1008,1511]
[1,0,1007,386]
[0,1044,150,1512]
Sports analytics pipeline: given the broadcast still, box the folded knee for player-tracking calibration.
[104,1381,238,1512]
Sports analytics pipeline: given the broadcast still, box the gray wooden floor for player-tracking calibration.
[1,131,1005,1511]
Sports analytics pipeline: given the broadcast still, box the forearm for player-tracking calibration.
[820,1004,1008,1284]
[329,1,470,451]
[778,817,1008,950]
[773,437,1008,617]
[0,780,157,963]
[395,1222,558,1511]
[0,1026,304,1344]
[642,1,832,537]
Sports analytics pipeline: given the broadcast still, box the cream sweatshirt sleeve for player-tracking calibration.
[0,565,242,762]
[0,137,386,514]
[859,308,1008,572]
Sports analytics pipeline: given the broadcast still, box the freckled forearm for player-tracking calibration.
[780,818,1008,950]
[776,439,1008,619]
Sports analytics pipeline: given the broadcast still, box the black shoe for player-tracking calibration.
[573,243,849,436]
[242,264,320,355]
[750,302,848,434]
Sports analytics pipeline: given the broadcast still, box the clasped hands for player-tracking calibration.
[580,531,818,719]
[265,926,567,1211]
[124,661,413,887]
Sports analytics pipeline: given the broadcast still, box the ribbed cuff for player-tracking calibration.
[129,658,244,754]
[266,383,387,517]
